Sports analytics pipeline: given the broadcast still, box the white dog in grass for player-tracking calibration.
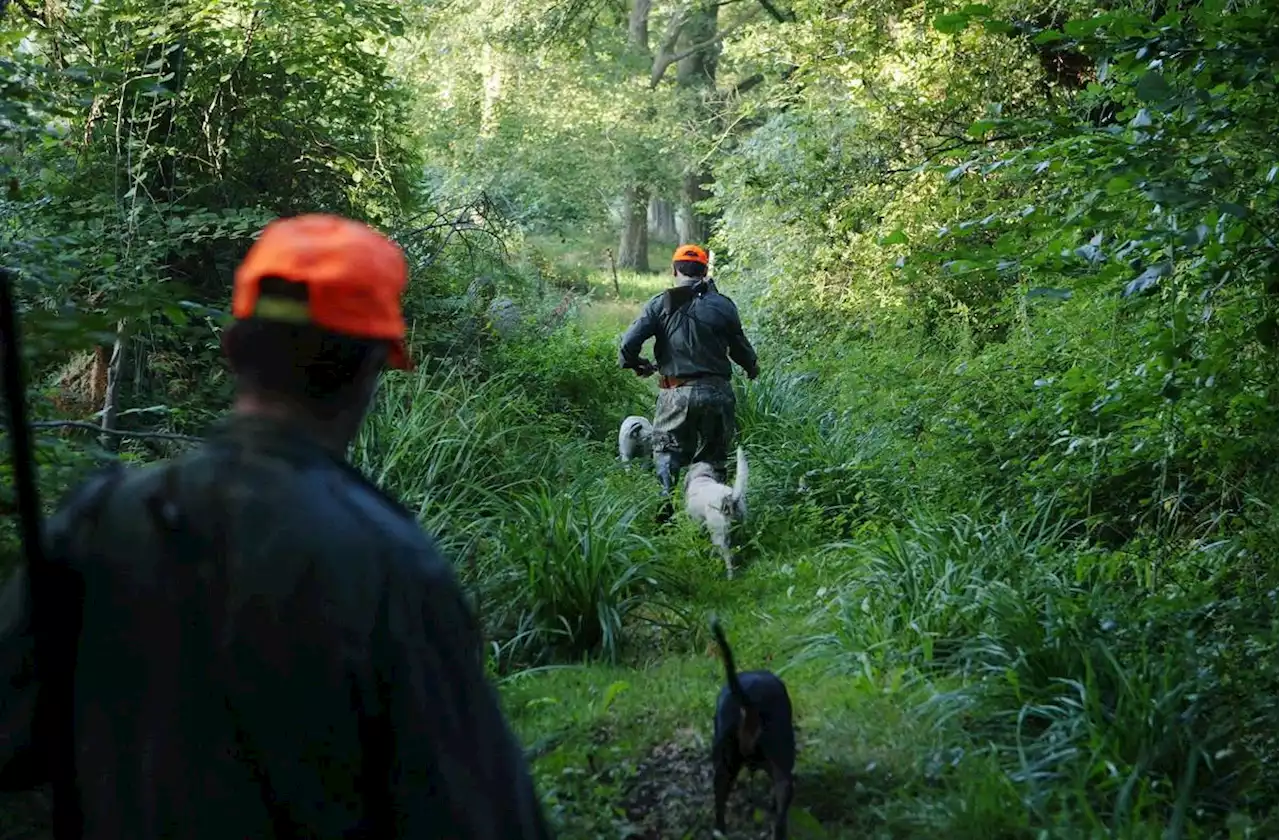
[684,447,749,579]
[618,415,654,466]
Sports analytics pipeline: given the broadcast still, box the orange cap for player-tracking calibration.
[672,244,709,265]
[233,214,413,370]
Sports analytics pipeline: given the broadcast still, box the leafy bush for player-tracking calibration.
[489,322,652,441]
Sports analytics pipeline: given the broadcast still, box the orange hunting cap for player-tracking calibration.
[233,214,413,370]
[672,243,709,265]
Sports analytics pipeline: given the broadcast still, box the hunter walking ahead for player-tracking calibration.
[618,244,760,519]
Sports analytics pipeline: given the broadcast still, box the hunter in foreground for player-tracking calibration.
[0,214,552,839]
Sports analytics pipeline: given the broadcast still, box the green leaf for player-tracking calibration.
[1027,287,1073,300]
[1106,176,1132,195]
[1135,71,1173,103]
[967,119,997,138]
[933,13,972,34]
[879,229,908,246]
[1064,15,1109,36]
[601,680,630,712]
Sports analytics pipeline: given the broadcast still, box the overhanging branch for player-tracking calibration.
[28,421,205,444]
[649,7,760,88]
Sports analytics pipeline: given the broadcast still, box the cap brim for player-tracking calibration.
[388,340,414,371]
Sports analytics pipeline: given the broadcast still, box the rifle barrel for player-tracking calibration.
[0,267,45,566]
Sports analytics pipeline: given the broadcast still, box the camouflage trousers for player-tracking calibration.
[652,377,736,495]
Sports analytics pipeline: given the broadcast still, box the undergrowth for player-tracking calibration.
[343,263,1277,839]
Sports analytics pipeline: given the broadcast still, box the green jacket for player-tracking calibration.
[0,415,551,840]
[619,279,758,380]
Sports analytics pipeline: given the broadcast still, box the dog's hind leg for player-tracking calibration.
[770,773,794,840]
[713,753,742,836]
[723,547,735,580]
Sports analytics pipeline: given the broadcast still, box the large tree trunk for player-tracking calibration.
[615,0,654,270]
[648,196,678,241]
[675,173,713,243]
[617,184,651,271]
[675,2,720,245]
[628,0,651,52]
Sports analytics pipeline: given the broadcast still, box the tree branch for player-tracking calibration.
[28,421,204,444]
[649,7,759,88]
[754,0,791,22]
[647,5,690,87]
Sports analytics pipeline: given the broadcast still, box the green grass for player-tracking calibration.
[501,546,954,840]
[579,270,670,334]
[464,276,1019,836]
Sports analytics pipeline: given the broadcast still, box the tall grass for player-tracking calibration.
[787,504,1277,836]
[352,331,682,669]
[478,480,664,665]
[352,367,559,548]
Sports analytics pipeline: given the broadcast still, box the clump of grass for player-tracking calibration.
[354,338,678,670]
[479,479,667,666]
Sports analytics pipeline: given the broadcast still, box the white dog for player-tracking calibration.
[683,447,749,579]
[618,415,654,466]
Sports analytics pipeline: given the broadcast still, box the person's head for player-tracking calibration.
[222,214,411,451]
[672,243,709,281]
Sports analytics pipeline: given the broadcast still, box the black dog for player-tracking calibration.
[710,617,796,839]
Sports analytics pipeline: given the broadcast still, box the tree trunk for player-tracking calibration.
[617,184,650,272]
[676,173,712,243]
[648,196,678,242]
[628,0,651,52]
[99,319,129,451]
[675,3,720,246]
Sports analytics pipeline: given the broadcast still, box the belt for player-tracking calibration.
[658,373,721,390]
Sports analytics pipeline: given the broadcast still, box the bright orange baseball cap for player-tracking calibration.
[672,243,709,265]
[233,214,413,370]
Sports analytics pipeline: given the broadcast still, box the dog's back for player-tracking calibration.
[617,415,653,463]
[684,448,748,577]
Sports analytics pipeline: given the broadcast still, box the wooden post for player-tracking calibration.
[606,248,621,298]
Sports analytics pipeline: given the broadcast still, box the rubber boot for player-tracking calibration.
[655,452,681,526]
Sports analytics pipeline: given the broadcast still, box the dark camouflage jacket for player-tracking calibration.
[619,279,758,380]
[0,415,551,840]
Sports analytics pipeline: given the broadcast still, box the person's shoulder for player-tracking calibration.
[708,287,741,311]
[47,462,128,536]
[45,456,180,557]
[321,462,445,562]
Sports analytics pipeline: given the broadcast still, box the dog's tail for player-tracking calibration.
[730,447,748,506]
[710,615,753,710]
